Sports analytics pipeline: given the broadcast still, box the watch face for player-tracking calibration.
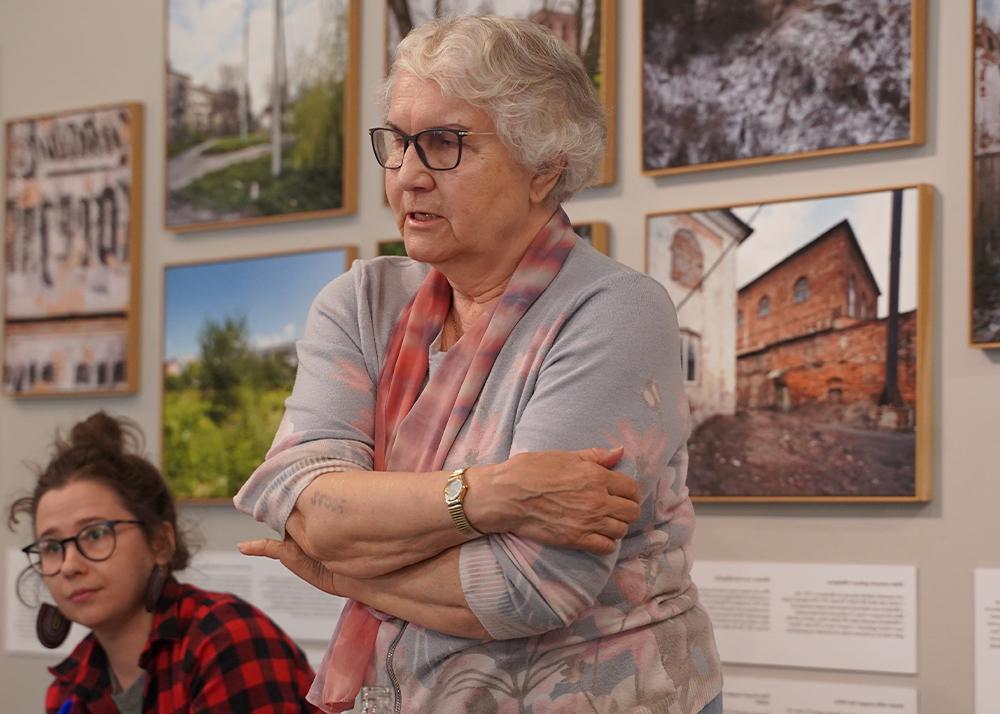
[444,478,464,501]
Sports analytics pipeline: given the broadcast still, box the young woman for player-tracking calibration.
[10,411,317,713]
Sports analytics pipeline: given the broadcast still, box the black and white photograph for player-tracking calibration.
[642,0,925,175]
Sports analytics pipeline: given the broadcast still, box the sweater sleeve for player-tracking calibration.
[459,270,692,639]
[233,261,378,535]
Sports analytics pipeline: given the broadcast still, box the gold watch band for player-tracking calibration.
[445,467,483,537]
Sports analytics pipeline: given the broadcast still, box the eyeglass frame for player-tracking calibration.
[22,519,144,575]
[368,126,495,171]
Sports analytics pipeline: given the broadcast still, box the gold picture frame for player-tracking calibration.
[645,184,933,503]
[641,0,927,177]
[573,221,610,255]
[971,0,1000,348]
[164,0,360,232]
[162,244,358,501]
[3,102,144,398]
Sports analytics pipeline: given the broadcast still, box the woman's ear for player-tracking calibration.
[152,522,176,566]
[529,163,562,205]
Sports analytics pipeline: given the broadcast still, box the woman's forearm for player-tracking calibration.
[290,448,638,578]
[330,546,490,640]
[290,469,474,578]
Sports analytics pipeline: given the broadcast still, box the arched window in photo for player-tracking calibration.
[670,229,704,289]
[848,274,858,317]
[758,295,771,318]
[679,330,701,384]
[793,276,810,304]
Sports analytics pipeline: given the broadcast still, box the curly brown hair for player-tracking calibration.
[8,411,192,578]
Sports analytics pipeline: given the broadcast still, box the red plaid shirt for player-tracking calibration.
[45,579,318,713]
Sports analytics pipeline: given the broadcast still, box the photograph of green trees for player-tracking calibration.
[162,247,354,499]
[166,0,357,231]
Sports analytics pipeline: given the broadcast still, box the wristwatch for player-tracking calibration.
[444,467,483,537]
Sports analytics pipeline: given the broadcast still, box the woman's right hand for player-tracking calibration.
[465,446,640,555]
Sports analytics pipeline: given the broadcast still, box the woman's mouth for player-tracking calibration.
[68,588,99,603]
[408,211,442,223]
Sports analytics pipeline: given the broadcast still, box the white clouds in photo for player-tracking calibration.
[252,321,297,349]
[733,189,920,317]
[169,0,340,115]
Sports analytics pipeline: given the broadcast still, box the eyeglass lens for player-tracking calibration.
[373,128,462,170]
[30,523,118,575]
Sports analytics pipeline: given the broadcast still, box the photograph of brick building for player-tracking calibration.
[648,187,930,500]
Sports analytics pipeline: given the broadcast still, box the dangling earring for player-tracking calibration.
[36,603,71,649]
[144,564,170,613]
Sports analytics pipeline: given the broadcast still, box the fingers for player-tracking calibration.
[606,495,641,524]
[237,538,286,560]
[605,471,641,503]
[596,515,629,541]
[574,533,618,556]
[571,445,624,468]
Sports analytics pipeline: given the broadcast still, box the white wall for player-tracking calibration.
[1,2,997,712]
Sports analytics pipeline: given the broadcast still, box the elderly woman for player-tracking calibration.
[236,15,722,714]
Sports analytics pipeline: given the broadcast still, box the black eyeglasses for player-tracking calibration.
[368,127,494,171]
[23,519,143,576]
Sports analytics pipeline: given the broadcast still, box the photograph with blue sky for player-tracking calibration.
[169,0,346,116]
[164,247,348,365]
[733,188,919,317]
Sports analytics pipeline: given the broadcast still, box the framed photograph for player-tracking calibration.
[645,185,933,502]
[642,0,927,177]
[3,103,143,397]
[973,0,1000,347]
[162,245,357,500]
[574,221,609,255]
[165,0,359,232]
[377,239,407,256]
[385,0,617,186]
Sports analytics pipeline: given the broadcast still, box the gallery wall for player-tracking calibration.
[0,1,996,711]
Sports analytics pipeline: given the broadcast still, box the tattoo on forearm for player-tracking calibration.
[310,491,347,514]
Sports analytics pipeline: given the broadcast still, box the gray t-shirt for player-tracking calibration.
[111,671,145,714]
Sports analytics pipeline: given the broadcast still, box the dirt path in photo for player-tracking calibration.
[688,408,915,497]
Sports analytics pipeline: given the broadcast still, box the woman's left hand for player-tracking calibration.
[238,536,342,596]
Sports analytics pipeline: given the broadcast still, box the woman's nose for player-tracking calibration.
[59,543,88,576]
[395,143,434,190]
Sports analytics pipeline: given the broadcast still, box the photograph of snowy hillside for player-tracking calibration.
[642,0,924,175]
[973,0,1000,347]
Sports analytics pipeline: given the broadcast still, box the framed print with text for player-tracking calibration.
[3,103,143,397]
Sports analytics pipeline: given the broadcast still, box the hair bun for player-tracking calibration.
[66,411,142,456]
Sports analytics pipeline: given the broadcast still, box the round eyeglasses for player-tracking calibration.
[368,127,494,171]
[22,519,143,576]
